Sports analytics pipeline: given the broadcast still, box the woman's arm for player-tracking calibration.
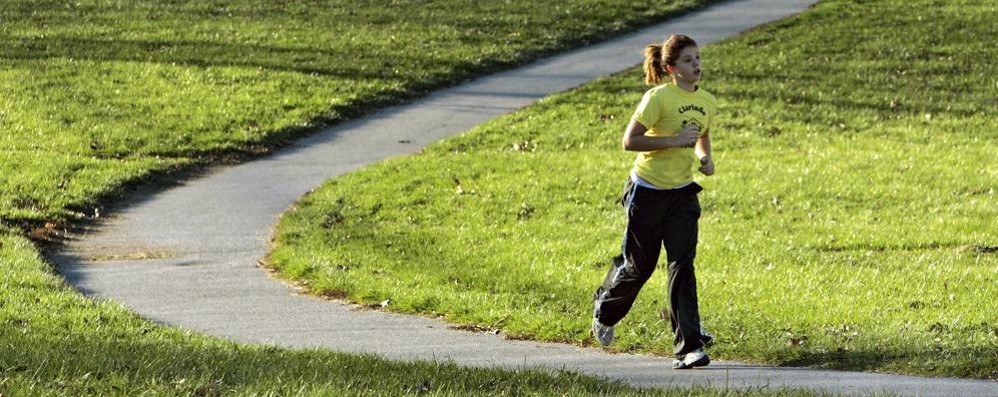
[622,119,700,152]
[695,130,714,175]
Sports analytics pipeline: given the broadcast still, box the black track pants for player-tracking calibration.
[593,179,705,357]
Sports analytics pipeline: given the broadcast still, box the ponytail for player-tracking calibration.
[642,35,698,86]
[643,44,666,86]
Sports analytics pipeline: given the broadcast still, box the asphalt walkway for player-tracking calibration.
[51,0,998,395]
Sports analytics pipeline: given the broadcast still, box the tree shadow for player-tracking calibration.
[716,69,980,119]
[1,326,635,395]
[3,36,418,79]
[777,348,996,379]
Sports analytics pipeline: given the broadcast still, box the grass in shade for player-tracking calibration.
[269,0,998,379]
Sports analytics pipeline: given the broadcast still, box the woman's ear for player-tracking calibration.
[665,64,675,74]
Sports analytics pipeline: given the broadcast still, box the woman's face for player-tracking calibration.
[670,45,701,84]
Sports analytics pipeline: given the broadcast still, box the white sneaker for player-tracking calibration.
[672,349,710,369]
[592,317,614,347]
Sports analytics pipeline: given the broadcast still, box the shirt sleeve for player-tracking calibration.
[632,90,661,130]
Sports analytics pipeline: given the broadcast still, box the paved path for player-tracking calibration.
[51,0,998,395]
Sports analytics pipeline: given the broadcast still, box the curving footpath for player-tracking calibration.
[50,0,998,395]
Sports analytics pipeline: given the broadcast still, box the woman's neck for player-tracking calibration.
[674,79,697,92]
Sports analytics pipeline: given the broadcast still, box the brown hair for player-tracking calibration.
[643,34,698,86]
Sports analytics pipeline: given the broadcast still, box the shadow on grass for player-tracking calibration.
[777,348,998,380]
[0,328,630,395]
[715,68,982,120]
[4,36,449,79]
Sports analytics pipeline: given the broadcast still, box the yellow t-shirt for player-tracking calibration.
[631,83,717,188]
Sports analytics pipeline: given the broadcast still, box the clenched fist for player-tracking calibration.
[675,125,700,147]
[698,156,715,176]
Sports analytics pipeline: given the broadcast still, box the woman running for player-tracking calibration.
[592,34,716,370]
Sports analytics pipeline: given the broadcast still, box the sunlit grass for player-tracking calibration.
[270,0,998,378]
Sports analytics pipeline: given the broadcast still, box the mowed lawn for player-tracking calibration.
[0,0,711,225]
[2,0,819,395]
[5,232,845,396]
[269,0,998,379]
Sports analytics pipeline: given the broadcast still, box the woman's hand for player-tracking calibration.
[622,120,703,151]
[698,156,715,176]
[675,125,700,147]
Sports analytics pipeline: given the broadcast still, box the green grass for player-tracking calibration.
[269,0,998,379]
[0,0,852,395]
[4,232,849,396]
[0,0,712,226]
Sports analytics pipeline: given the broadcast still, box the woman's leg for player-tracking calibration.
[662,191,704,357]
[594,181,667,326]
